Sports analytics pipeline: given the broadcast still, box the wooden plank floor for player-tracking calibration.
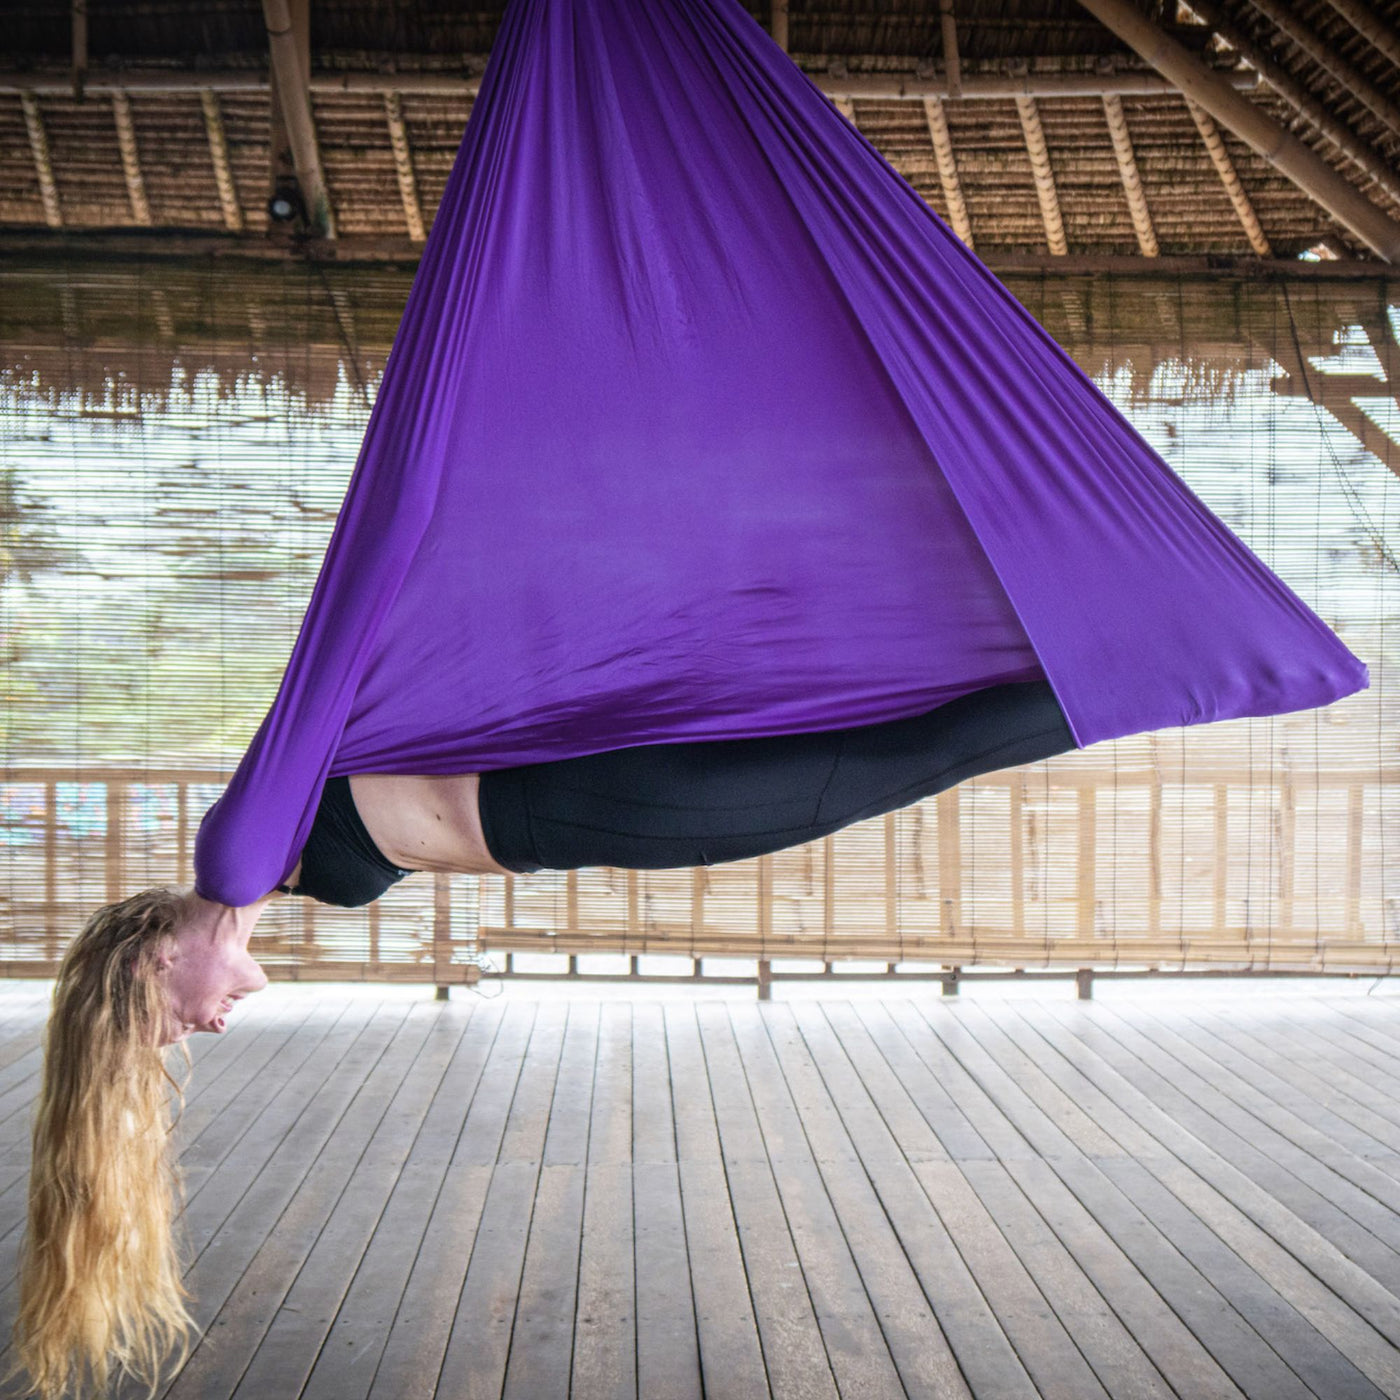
[3,984,1400,1398]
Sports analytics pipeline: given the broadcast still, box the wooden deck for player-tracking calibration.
[4,983,1400,1398]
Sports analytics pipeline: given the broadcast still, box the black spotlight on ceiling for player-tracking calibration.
[267,177,305,226]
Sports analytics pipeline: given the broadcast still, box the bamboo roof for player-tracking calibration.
[1,0,1399,262]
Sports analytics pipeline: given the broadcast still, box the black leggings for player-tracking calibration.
[477,679,1074,873]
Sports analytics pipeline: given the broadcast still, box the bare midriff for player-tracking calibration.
[347,772,515,877]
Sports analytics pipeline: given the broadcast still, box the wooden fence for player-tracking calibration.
[1,760,1395,984]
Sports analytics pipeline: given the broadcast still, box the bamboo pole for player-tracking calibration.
[110,92,151,226]
[261,0,336,238]
[939,0,962,99]
[0,64,1263,101]
[1186,97,1272,257]
[19,93,62,229]
[1017,94,1068,255]
[1073,0,1400,262]
[71,0,87,102]
[200,89,244,233]
[383,91,425,242]
[1102,93,1158,256]
[923,97,974,248]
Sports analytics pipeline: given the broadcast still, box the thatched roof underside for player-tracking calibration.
[2,0,1400,263]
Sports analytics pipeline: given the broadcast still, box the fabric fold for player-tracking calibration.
[195,0,1366,907]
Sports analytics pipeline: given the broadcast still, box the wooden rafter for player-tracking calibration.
[1103,94,1158,256]
[1185,0,1400,208]
[1322,0,1400,72]
[110,91,151,225]
[770,0,789,53]
[1016,94,1068,255]
[1247,0,1400,143]
[1186,96,1271,255]
[384,91,425,243]
[0,64,1263,102]
[939,0,962,99]
[200,89,244,233]
[1073,0,1400,261]
[262,0,335,238]
[71,0,87,101]
[923,96,974,248]
[19,93,61,228]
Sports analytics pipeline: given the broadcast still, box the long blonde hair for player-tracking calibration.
[11,888,197,1400]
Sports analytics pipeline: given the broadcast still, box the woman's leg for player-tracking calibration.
[478,680,1075,872]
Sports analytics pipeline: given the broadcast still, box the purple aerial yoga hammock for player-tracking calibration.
[194,0,1367,907]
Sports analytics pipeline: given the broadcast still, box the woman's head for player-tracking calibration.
[11,886,266,1399]
[157,892,269,1042]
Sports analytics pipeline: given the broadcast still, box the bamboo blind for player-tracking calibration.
[1,257,1395,977]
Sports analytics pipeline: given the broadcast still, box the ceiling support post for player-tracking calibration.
[262,0,335,238]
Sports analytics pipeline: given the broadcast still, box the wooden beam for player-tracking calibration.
[384,91,425,242]
[1103,94,1158,256]
[110,91,151,225]
[923,96,974,248]
[262,0,335,238]
[1186,96,1271,255]
[1073,0,1400,262]
[1247,0,1400,143]
[770,0,789,53]
[5,230,1394,278]
[0,63,1264,101]
[71,0,87,101]
[1185,0,1400,209]
[200,88,244,233]
[1016,94,1068,255]
[939,0,962,99]
[19,93,62,228]
[1321,0,1400,72]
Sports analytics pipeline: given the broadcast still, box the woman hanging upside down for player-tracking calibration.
[13,676,1072,1400]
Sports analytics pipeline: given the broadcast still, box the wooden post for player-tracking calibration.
[757,958,773,1001]
[1077,788,1096,943]
[1213,782,1228,941]
[1347,782,1364,937]
[262,0,336,237]
[44,780,58,957]
[1076,968,1094,1000]
[938,0,962,98]
[941,965,960,996]
[175,780,189,886]
[884,814,898,951]
[433,871,451,997]
[105,781,126,902]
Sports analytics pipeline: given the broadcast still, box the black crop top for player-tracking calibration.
[279,776,414,908]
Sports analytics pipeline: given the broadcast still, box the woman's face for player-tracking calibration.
[160,930,268,1043]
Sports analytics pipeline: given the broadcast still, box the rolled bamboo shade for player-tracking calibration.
[0,258,1395,976]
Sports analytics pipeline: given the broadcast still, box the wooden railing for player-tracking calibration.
[1,763,1396,982]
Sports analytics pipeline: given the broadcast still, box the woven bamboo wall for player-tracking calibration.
[1,258,1395,977]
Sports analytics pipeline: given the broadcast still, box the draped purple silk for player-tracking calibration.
[194,0,1367,907]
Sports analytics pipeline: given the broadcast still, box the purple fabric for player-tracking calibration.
[194,0,1368,907]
